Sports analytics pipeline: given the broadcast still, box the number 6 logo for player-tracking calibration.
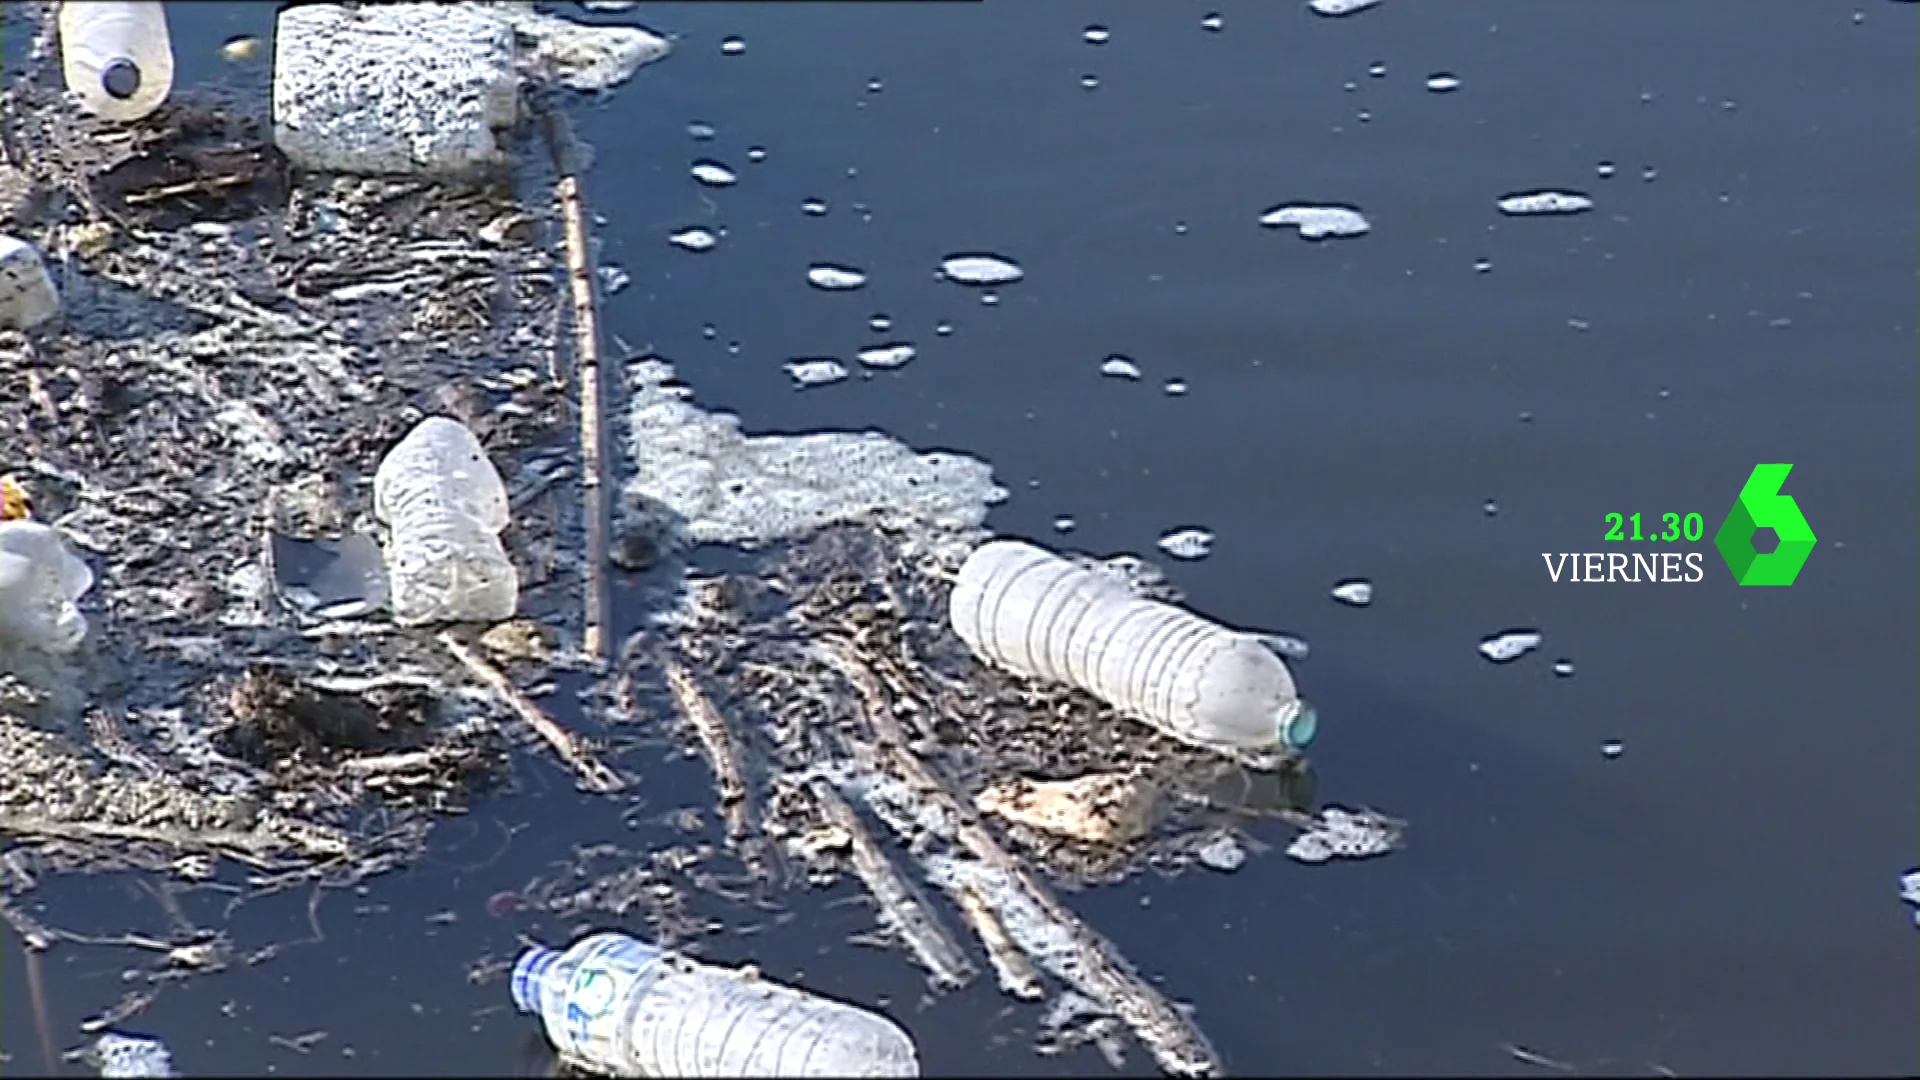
[1713,464,1817,586]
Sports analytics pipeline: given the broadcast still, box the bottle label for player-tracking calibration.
[553,937,656,1065]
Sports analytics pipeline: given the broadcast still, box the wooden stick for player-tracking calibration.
[807,777,975,990]
[661,659,766,877]
[815,639,1222,1078]
[440,633,623,794]
[538,102,610,663]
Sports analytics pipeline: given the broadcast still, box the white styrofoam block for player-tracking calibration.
[0,234,59,330]
[272,3,519,177]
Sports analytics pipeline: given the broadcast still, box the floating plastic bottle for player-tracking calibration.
[947,539,1315,766]
[372,416,517,626]
[511,932,920,1078]
[58,1,176,123]
[0,520,94,655]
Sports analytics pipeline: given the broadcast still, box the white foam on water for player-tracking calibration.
[1308,0,1383,16]
[784,358,849,388]
[1478,629,1542,662]
[1100,355,1142,380]
[1496,190,1594,216]
[1286,807,1403,864]
[856,343,917,370]
[939,254,1024,286]
[690,160,737,187]
[1156,528,1213,561]
[1330,580,1373,606]
[807,264,869,291]
[1259,203,1371,239]
[668,227,717,252]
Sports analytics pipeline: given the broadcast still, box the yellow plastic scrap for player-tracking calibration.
[1,474,30,521]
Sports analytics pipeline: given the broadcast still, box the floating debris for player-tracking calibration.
[975,771,1157,846]
[1100,355,1143,380]
[690,160,738,187]
[1083,26,1111,45]
[720,35,746,55]
[1196,833,1247,873]
[1601,739,1625,759]
[747,146,768,162]
[1156,528,1214,561]
[1426,73,1462,92]
[1285,807,1403,863]
[801,197,829,216]
[1330,580,1373,607]
[687,120,717,140]
[939,254,1025,286]
[91,1032,175,1079]
[668,227,718,252]
[1201,12,1224,31]
[808,263,870,291]
[1496,190,1594,216]
[1901,870,1919,926]
[1552,658,1575,677]
[1478,630,1542,663]
[597,264,631,294]
[1258,203,1371,239]
[856,343,917,370]
[221,36,261,63]
[1163,379,1188,396]
[1308,0,1384,16]
[784,358,850,388]
[1256,632,1311,661]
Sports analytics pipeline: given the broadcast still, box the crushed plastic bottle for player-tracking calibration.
[58,1,176,123]
[0,520,94,654]
[372,416,517,626]
[947,539,1316,767]
[511,931,920,1078]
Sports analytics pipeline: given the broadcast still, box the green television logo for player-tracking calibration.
[1713,464,1816,586]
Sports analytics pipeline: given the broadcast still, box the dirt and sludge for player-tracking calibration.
[1,3,1400,1075]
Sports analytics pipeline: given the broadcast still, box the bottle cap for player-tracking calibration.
[509,945,558,1014]
[1278,700,1317,750]
[101,58,142,100]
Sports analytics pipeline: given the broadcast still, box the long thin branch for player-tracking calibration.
[440,633,623,794]
[536,100,610,663]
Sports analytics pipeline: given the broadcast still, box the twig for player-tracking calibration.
[536,101,610,663]
[661,659,767,877]
[952,878,1044,1000]
[816,639,1223,1078]
[440,633,623,794]
[807,777,974,990]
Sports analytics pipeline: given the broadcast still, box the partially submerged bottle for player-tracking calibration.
[511,932,920,1078]
[0,520,95,655]
[58,1,176,123]
[372,416,518,626]
[947,539,1316,767]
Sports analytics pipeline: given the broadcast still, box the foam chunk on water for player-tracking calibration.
[1156,528,1214,560]
[669,227,718,252]
[1902,870,1919,926]
[1259,204,1371,239]
[1330,579,1373,606]
[939,254,1024,286]
[1308,0,1383,17]
[690,160,737,186]
[623,358,1004,546]
[1285,807,1403,864]
[1496,190,1594,216]
[1479,629,1542,663]
[784,358,849,387]
[807,264,868,290]
[1100,355,1142,380]
[94,1033,176,1079]
[856,343,916,369]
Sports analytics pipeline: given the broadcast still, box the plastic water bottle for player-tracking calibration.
[511,932,920,1078]
[947,539,1316,766]
[372,416,517,626]
[0,520,94,655]
[58,1,176,123]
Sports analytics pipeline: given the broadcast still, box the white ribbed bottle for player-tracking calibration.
[58,1,176,123]
[948,539,1315,767]
[512,933,920,1078]
[372,417,517,626]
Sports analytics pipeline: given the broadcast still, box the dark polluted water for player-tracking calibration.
[6,1,1917,1076]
